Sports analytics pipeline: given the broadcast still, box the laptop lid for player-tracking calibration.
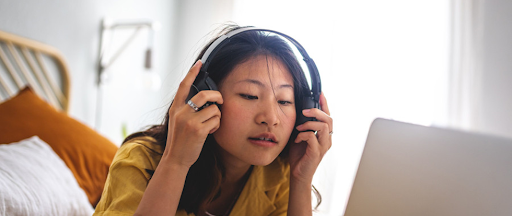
[344,118,512,216]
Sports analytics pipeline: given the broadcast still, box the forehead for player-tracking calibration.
[222,55,294,86]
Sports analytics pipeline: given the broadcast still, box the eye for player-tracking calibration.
[240,94,258,100]
[278,100,293,106]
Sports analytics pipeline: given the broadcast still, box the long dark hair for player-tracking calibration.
[124,24,321,213]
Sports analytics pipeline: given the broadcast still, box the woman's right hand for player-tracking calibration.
[164,60,223,168]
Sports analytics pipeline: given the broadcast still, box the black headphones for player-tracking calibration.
[186,27,321,126]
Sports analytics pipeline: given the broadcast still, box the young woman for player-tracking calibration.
[93,25,333,216]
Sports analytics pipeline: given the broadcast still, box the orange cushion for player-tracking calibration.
[0,87,118,207]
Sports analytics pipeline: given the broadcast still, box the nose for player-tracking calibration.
[255,99,280,127]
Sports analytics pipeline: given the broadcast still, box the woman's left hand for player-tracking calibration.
[289,92,333,184]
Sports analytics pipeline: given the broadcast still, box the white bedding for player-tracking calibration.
[0,136,94,216]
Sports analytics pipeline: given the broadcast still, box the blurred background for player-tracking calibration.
[1,0,511,215]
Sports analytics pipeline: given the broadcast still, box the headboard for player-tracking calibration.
[0,30,70,112]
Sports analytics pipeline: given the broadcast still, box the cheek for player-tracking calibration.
[219,102,251,129]
[284,110,297,131]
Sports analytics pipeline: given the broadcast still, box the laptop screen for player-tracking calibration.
[344,118,512,216]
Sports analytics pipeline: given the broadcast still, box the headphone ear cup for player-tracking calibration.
[186,84,199,103]
[205,76,218,91]
[296,96,320,126]
[186,70,213,103]
[185,70,219,110]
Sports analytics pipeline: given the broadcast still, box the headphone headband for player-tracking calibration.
[200,27,321,102]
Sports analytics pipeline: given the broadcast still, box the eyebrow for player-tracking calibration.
[235,79,294,89]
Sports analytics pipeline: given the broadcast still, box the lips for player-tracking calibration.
[249,132,278,143]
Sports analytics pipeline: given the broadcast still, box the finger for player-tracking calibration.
[190,90,224,108]
[177,104,221,136]
[296,121,329,134]
[295,131,317,143]
[296,121,332,150]
[191,102,222,123]
[175,60,203,103]
[302,108,333,133]
[319,92,330,116]
[294,132,321,156]
[203,115,221,134]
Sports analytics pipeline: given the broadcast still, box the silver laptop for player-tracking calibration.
[344,118,512,216]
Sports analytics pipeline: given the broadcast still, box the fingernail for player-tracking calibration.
[303,109,311,113]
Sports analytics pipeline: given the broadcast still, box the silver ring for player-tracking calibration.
[187,100,199,111]
[329,131,334,136]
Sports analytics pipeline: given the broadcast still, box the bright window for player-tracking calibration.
[232,1,448,215]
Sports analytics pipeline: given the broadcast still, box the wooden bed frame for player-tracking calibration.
[0,30,70,112]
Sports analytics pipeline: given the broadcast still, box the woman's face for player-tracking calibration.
[213,55,296,166]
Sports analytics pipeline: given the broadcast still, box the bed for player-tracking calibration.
[0,30,118,215]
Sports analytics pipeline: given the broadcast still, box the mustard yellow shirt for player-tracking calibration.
[94,137,290,216]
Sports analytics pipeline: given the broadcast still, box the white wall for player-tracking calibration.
[0,0,177,144]
[171,0,234,80]
[0,0,242,144]
[477,0,512,139]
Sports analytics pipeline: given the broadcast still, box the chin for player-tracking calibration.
[243,153,280,166]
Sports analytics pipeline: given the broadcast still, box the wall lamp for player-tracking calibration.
[97,18,161,85]
[95,18,161,129]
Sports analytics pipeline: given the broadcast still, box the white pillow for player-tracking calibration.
[0,136,94,216]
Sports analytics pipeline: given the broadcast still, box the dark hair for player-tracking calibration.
[124,24,321,213]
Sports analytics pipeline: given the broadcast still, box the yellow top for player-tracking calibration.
[93,136,290,216]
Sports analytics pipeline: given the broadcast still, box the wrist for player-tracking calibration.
[160,153,191,172]
[290,177,312,189]
[288,176,313,215]
[290,172,313,186]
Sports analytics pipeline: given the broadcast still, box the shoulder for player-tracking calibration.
[121,136,164,155]
[94,136,164,215]
[118,136,163,159]
[113,136,164,171]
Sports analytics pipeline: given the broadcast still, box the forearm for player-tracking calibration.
[287,178,312,216]
[134,155,189,216]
